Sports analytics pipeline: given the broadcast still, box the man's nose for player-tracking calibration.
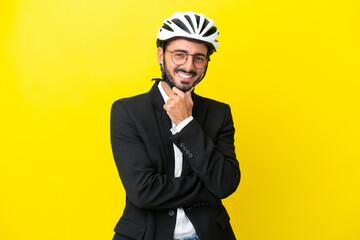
[182,56,196,72]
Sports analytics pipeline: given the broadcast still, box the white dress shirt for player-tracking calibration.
[158,82,197,239]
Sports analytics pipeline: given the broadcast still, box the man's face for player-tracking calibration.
[157,39,208,92]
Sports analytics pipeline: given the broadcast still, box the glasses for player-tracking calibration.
[166,50,208,69]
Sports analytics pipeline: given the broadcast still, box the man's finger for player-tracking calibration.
[168,93,180,102]
[166,99,175,105]
[186,87,194,102]
[185,87,194,95]
[172,87,185,97]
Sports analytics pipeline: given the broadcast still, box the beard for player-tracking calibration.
[165,66,199,92]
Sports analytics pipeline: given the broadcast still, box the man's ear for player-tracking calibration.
[157,47,164,65]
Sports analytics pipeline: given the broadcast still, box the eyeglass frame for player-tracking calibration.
[166,49,210,70]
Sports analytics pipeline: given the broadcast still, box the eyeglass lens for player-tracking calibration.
[170,50,207,69]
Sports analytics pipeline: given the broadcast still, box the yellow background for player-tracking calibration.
[1,0,359,239]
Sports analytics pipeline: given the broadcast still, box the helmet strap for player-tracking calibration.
[194,62,209,86]
[152,43,175,89]
[160,45,175,89]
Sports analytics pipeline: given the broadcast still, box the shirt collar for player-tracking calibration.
[158,81,169,104]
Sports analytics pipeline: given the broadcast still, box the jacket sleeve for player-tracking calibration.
[111,100,220,210]
[170,104,240,199]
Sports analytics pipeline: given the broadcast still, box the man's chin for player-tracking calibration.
[176,82,193,92]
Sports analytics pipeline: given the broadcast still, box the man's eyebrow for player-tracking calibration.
[174,49,207,57]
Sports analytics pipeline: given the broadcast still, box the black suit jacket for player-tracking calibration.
[110,82,240,240]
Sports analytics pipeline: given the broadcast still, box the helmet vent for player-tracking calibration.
[203,26,217,37]
[195,14,200,28]
[199,19,209,34]
[184,15,195,32]
[172,18,191,34]
[162,23,174,32]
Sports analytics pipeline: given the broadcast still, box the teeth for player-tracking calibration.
[178,72,192,79]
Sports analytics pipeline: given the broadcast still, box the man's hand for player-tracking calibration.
[163,87,194,125]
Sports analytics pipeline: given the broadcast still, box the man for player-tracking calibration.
[111,11,240,240]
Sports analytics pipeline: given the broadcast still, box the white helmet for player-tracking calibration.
[156,11,219,54]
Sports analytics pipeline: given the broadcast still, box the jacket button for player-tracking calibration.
[186,150,190,154]
[180,143,184,148]
[183,146,187,151]
[168,210,175,216]
[189,153,194,158]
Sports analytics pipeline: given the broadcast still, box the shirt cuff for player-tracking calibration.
[170,116,193,135]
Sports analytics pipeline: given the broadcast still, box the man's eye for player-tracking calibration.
[174,52,186,58]
[195,56,205,62]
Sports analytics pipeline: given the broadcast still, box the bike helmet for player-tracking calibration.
[156,11,219,54]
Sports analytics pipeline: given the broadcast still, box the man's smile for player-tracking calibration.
[177,71,193,79]
[175,69,197,82]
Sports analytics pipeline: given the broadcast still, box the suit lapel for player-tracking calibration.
[148,82,175,175]
[181,92,208,176]
[192,93,207,127]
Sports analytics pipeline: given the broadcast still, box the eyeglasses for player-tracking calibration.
[166,50,208,69]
